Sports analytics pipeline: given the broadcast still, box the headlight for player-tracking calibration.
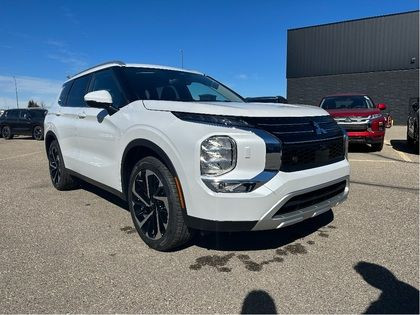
[172,112,251,128]
[369,114,383,120]
[200,136,236,176]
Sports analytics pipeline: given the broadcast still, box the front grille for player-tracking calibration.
[274,180,347,217]
[281,137,345,172]
[338,123,368,132]
[242,116,345,172]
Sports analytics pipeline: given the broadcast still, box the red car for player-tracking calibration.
[319,94,387,151]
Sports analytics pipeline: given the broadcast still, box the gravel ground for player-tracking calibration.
[0,126,418,314]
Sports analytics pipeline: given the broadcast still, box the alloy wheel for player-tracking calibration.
[34,126,43,140]
[2,127,10,138]
[48,146,61,185]
[131,169,169,240]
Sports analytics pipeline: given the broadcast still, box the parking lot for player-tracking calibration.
[0,126,418,313]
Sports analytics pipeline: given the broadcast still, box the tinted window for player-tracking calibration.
[7,110,19,118]
[58,82,73,106]
[122,67,244,103]
[90,70,126,108]
[19,110,29,119]
[66,75,92,107]
[29,110,47,119]
[321,96,374,110]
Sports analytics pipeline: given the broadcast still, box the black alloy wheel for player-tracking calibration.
[2,126,12,139]
[33,126,44,140]
[131,169,169,240]
[128,156,193,251]
[48,145,62,186]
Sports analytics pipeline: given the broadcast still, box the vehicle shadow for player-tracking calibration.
[78,180,129,211]
[76,178,334,252]
[348,143,372,153]
[193,210,334,251]
[390,139,419,155]
[354,261,419,314]
[2,136,35,141]
[241,290,277,314]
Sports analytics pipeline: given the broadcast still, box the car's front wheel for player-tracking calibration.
[47,140,78,190]
[1,126,13,139]
[33,126,44,141]
[128,156,193,251]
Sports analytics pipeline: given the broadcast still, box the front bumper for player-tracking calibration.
[347,131,384,144]
[184,159,350,232]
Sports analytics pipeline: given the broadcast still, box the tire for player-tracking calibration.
[33,126,44,141]
[371,142,383,152]
[128,156,193,251]
[1,126,13,140]
[47,140,78,190]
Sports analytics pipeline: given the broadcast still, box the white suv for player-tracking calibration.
[45,61,350,251]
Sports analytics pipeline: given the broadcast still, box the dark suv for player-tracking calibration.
[0,108,47,140]
[407,97,419,150]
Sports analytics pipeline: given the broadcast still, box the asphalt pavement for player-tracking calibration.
[0,126,418,313]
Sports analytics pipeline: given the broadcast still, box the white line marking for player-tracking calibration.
[384,139,412,162]
[0,151,43,161]
[395,150,412,162]
[349,159,395,163]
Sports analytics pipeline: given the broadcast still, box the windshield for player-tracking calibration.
[122,67,244,103]
[320,96,374,109]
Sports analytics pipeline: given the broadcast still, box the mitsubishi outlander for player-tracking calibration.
[45,61,350,251]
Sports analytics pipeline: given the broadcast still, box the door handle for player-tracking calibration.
[78,112,87,119]
[55,112,62,116]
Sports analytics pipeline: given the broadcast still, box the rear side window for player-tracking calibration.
[58,82,73,106]
[90,70,126,108]
[66,75,92,108]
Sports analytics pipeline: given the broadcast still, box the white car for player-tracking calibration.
[45,61,350,251]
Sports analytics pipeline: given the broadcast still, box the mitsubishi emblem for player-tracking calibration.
[312,121,327,135]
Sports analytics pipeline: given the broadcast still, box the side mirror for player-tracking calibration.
[84,90,118,114]
[377,103,386,110]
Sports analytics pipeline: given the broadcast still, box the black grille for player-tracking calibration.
[274,180,347,217]
[242,116,345,172]
[338,123,368,132]
[281,137,345,172]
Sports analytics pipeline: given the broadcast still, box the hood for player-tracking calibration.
[326,108,381,117]
[142,100,328,117]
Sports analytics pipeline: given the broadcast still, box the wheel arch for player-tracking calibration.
[120,139,182,201]
[45,130,57,153]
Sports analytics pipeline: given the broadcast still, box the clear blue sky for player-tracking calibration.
[0,0,418,108]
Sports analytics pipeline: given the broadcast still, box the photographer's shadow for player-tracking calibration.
[355,261,419,314]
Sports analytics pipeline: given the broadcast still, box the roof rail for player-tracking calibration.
[68,60,125,79]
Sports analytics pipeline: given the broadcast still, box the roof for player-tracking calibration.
[288,10,419,31]
[66,60,203,83]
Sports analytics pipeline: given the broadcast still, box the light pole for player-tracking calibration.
[179,49,184,69]
[13,76,19,108]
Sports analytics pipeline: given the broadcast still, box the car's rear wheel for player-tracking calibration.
[371,142,383,152]
[33,126,44,141]
[48,140,78,190]
[128,156,193,251]
[1,126,13,139]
